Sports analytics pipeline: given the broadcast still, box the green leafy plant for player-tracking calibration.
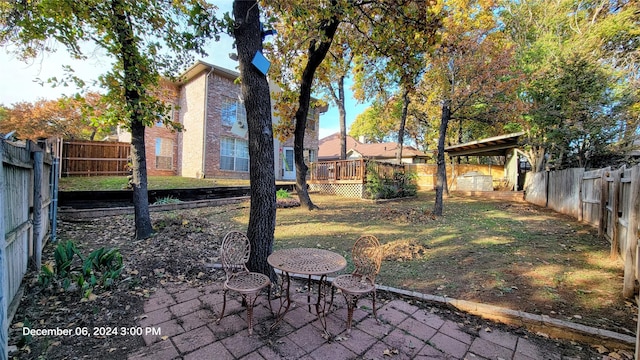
[276,189,292,199]
[38,240,124,298]
[153,195,182,205]
[16,318,32,348]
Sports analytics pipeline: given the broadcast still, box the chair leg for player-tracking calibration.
[245,293,260,335]
[343,293,358,334]
[217,289,228,324]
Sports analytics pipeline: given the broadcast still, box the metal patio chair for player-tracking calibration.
[332,235,383,334]
[217,231,271,335]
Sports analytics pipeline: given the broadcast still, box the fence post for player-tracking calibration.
[599,168,609,237]
[32,149,44,270]
[623,165,640,298]
[545,169,549,208]
[0,139,9,360]
[49,157,60,243]
[611,168,622,258]
[578,174,584,222]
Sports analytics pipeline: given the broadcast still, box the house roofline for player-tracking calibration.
[176,60,327,113]
[177,60,239,84]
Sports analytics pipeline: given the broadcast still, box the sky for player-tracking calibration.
[0,1,369,140]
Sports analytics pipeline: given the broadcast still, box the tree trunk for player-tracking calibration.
[434,100,451,216]
[338,75,347,160]
[294,3,340,210]
[396,88,410,164]
[523,144,546,173]
[457,117,463,164]
[112,0,152,239]
[233,0,276,279]
[130,121,153,239]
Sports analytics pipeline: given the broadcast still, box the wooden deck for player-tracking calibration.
[309,159,365,183]
[309,159,405,184]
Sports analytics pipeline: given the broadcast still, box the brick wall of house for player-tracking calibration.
[177,71,207,178]
[145,125,178,176]
[154,62,322,181]
[202,72,250,180]
[146,81,180,176]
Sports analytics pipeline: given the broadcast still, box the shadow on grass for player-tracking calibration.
[267,191,635,336]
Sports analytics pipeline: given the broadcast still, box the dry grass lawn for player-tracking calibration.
[262,191,635,336]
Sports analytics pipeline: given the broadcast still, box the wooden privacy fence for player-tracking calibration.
[62,140,130,176]
[1,139,56,358]
[524,165,640,298]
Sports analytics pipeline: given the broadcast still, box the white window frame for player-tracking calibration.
[221,97,246,127]
[220,137,249,172]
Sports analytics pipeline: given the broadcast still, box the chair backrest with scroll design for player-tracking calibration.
[220,231,252,279]
[351,235,383,283]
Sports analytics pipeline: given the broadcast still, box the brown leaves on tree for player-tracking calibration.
[0,93,111,140]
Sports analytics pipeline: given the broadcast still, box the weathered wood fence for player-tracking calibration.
[1,139,56,359]
[62,140,130,177]
[524,165,640,299]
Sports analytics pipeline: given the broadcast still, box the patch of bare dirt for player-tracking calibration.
[276,198,300,208]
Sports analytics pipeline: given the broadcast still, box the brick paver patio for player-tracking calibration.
[124,278,619,360]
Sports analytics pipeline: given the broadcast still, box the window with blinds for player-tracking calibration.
[220,137,249,172]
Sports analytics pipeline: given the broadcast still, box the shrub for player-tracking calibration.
[154,195,182,205]
[364,162,417,199]
[276,188,291,199]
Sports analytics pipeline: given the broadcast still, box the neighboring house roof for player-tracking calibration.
[318,133,359,159]
[319,133,428,160]
[349,142,426,159]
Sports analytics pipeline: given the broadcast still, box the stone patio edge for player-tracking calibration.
[373,284,635,350]
[205,266,635,349]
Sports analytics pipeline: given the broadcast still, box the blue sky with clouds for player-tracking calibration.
[0,1,368,139]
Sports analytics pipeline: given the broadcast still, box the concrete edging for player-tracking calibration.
[376,284,635,350]
[267,270,635,350]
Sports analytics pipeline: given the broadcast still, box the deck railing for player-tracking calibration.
[309,159,407,184]
[309,159,366,183]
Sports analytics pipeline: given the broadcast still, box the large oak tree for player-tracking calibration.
[500,0,639,170]
[232,0,277,278]
[265,0,440,209]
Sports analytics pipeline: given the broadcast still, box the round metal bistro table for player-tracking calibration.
[268,248,347,333]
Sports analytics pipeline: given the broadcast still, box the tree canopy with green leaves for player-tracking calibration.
[500,0,639,170]
[264,0,440,209]
[1,0,220,239]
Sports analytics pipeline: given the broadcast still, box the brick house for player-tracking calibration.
[118,61,323,180]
